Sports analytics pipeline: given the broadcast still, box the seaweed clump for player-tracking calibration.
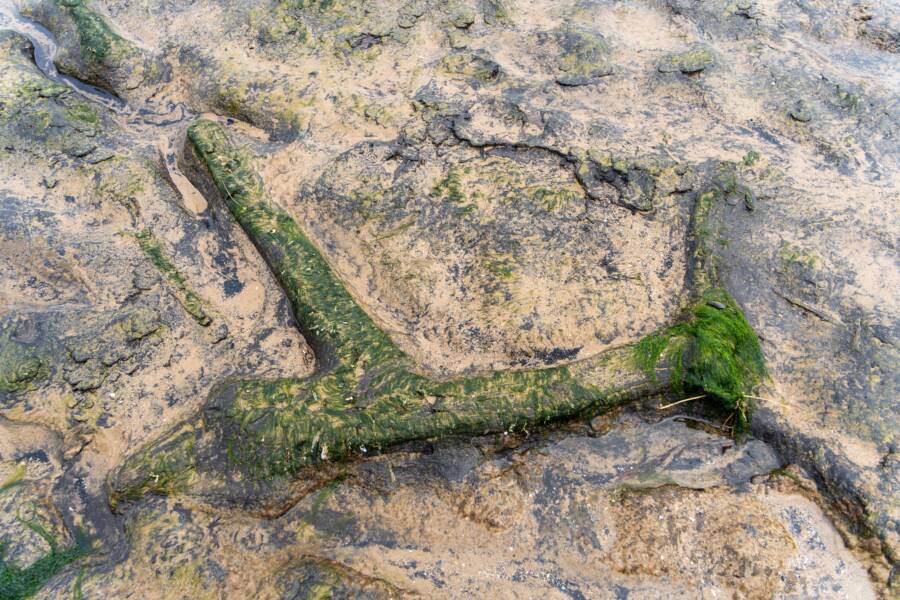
[0,335,48,395]
[0,521,88,600]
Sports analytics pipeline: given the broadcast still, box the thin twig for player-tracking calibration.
[658,395,706,410]
[744,394,777,402]
[773,289,842,325]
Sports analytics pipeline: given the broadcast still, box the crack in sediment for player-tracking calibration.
[444,118,662,212]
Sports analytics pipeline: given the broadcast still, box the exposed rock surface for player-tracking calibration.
[0,0,897,597]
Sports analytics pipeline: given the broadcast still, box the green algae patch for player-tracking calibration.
[134,229,213,326]
[56,0,133,64]
[554,26,614,86]
[658,45,716,74]
[0,523,88,600]
[54,0,131,65]
[0,336,49,395]
[635,289,767,432]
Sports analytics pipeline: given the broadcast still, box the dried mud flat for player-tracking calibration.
[0,0,897,598]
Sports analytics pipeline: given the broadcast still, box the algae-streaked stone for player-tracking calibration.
[25,0,167,97]
[554,26,614,86]
[658,45,716,74]
[449,6,476,29]
[271,555,413,598]
[0,338,48,394]
[441,51,503,86]
[634,289,768,431]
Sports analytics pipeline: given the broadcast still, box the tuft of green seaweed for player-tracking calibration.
[0,521,88,600]
[635,294,767,430]
[134,229,212,326]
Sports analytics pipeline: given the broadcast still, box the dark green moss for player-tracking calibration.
[0,522,88,600]
[134,229,212,326]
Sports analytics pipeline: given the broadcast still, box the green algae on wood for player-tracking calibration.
[106,121,674,506]
[109,120,768,507]
[134,229,213,326]
[636,181,768,432]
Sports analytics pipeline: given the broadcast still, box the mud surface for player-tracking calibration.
[0,0,897,597]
